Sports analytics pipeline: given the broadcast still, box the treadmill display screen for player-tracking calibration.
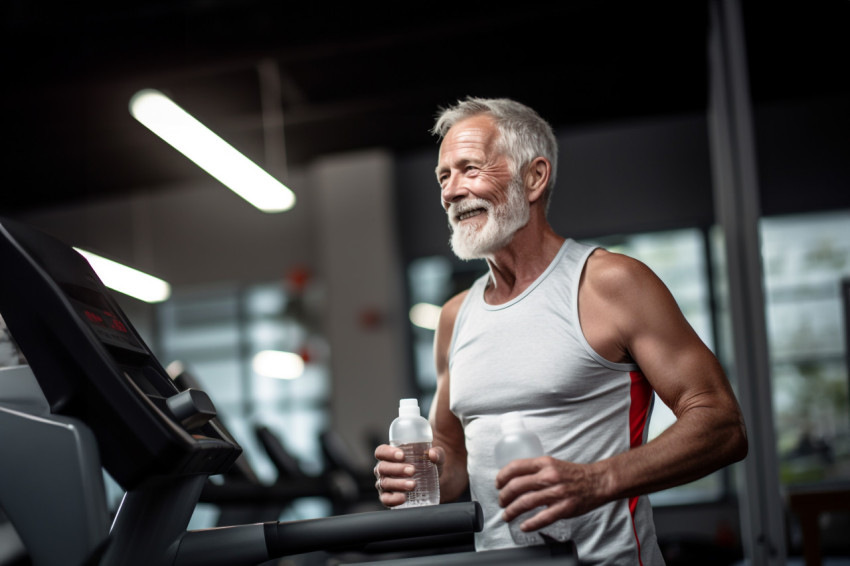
[71,300,147,355]
[0,216,241,488]
[84,306,127,333]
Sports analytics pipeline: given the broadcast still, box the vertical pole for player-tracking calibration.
[706,0,787,564]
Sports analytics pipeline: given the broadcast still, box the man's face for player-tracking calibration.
[436,116,529,260]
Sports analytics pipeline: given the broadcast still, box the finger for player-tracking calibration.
[379,490,408,507]
[375,444,406,462]
[497,471,547,509]
[494,456,545,489]
[428,445,445,465]
[375,461,415,479]
[515,504,561,532]
[377,475,416,494]
[501,486,547,520]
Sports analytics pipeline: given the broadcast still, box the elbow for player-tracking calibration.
[728,418,749,464]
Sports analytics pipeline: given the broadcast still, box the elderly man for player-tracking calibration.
[374,97,747,565]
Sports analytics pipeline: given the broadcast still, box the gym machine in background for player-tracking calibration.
[0,217,575,566]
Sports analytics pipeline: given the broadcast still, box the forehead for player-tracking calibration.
[438,115,500,163]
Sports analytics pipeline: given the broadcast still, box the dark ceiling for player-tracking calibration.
[2,1,848,214]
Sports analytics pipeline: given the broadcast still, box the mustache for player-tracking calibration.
[446,198,492,225]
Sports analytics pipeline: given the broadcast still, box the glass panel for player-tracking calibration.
[760,210,850,486]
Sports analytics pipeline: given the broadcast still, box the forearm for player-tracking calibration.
[597,404,747,501]
[433,440,469,503]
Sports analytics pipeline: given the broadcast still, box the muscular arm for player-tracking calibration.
[589,251,748,497]
[497,250,748,528]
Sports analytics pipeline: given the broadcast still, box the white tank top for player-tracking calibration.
[449,239,664,565]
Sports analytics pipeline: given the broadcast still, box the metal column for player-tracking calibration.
[706,0,787,564]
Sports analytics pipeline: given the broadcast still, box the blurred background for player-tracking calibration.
[1,1,849,564]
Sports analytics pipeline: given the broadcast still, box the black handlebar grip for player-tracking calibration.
[264,501,483,557]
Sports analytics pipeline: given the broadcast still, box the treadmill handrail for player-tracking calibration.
[171,502,483,566]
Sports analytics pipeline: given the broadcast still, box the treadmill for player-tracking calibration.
[0,216,575,566]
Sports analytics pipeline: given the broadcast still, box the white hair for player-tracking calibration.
[431,97,559,211]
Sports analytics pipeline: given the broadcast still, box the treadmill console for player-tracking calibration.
[0,217,241,489]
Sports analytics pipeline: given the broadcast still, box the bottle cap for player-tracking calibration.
[399,398,420,417]
[499,412,527,433]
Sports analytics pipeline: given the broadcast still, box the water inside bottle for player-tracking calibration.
[394,441,439,508]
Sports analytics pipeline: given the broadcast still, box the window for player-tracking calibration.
[156,281,331,525]
[760,210,850,486]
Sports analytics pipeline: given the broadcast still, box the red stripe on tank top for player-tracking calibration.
[629,370,652,566]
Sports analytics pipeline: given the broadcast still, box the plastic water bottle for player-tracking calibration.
[494,412,568,545]
[389,398,440,508]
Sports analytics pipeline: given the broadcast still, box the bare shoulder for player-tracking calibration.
[435,290,469,341]
[580,248,684,364]
[441,290,470,320]
[583,248,662,302]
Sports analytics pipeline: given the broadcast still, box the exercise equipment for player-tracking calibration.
[168,363,360,526]
[0,216,575,566]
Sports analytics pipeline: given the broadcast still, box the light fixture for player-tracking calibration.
[252,349,305,380]
[74,248,171,303]
[409,302,442,330]
[129,89,296,213]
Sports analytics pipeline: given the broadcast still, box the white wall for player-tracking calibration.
[313,150,408,460]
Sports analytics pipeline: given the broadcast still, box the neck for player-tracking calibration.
[482,215,565,304]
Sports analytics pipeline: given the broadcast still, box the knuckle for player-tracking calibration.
[539,468,559,484]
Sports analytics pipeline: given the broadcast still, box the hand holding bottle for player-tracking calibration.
[494,412,570,544]
[496,454,605,532]
[374,443,445,507]
[374,399,441,508]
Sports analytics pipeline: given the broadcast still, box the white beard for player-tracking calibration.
[447,178,529,260]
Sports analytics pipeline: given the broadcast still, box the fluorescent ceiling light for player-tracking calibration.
[409,302,442,330]
[129,89,295,213]
[252,350,305,380]
[74,248,171,303]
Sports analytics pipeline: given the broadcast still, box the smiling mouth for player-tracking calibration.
[456,208,486,222]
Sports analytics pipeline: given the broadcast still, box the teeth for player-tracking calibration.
[458,209,483,221]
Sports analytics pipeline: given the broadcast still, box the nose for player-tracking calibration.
[441,173,467,210]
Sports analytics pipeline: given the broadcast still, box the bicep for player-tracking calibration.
[618,262,748,469]
[632,314,733,419]
[610,259,738,418]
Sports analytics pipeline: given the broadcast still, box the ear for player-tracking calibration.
[524,157,551,204]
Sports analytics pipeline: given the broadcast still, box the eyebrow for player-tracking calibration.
[435,157,476,179]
